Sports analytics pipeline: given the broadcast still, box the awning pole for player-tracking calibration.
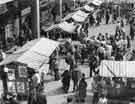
[60,0,62,22]
[36,0,40,38]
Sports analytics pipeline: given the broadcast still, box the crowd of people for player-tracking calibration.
[0,1,135,104]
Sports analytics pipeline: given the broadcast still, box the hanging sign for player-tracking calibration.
[18,65,27,78]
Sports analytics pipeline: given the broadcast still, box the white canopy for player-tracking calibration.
[0,38,59,70]
[72,10,89,22]
[42,24,58,32]
[84,5,94,12]
[62,12,74,21]
[0,0,13,5]
[43,22,77,33]
[99,60,135,78]
[92,0,102,6]
[58,22,76,33]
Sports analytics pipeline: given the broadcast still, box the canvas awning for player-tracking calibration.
[0,0,13,5]
[42,24,58,32]
[72,10,89,22]
[92,0,102,6]
[0,38,59,70]
[43,22,77,33]
[99,60,135,78]
[62,12,74,21]
[83,5,94,12]
[58,22,77,33]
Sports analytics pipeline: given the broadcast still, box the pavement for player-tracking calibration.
[20,17,135,104]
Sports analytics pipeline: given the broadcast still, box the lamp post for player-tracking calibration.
[74,0,76,8]
[36,0,40,38]
[60,0,62,21]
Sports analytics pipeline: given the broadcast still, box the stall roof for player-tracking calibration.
[72,10,89,22]
[43,22,77,33]
[42,24,58,32]
[58,22,77,33]
[92,0,102,6]
[99,60,135,78]
[0,38,59,70]
[83,5,94,12]
[0,0,13,5]
[62,12,74,21]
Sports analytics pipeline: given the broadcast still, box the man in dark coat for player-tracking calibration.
[65,52,75,72]
[61,70,71,93]
[78,73,87,102]
[88,54,99,77]
[106,10,110,24]
[72,66,81,92]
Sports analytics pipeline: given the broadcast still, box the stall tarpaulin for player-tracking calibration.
[83,5,94,12]
[42,24,58,32]
[0,38,59,70]
[62,12,74,21]
[0,0,13,5]
[99,60,135,78]
[58,22,77,33]
[72,10,89,22]
[92,0,102,6]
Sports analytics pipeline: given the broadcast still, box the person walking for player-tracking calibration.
[77,73,87,102]
[72,65,81,92]
[61,70,71,93]
[106,10,110,24]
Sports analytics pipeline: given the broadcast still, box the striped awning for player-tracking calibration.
[99,60,135,78]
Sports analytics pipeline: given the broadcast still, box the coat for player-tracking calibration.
[78,78,87,98]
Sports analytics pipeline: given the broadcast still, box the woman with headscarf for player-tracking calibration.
[78,73,87,102]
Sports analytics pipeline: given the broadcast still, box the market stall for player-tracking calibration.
[72,10,89,23]
[83,5,95,12]
[0,38,59,100]
[97,60,135,102]
[42,22,78,40]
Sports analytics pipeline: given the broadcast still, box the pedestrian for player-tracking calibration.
[81,44,87,64]
[62,97,72,104]
[53,58,60,81]
[77,73,87,102]
[72,65,81,92]
[61,70,71,93]
[88,53,100,77]
[92,76,100,104]
[106,10,110,24]
[65,52,76,72]
[97,94,108,104]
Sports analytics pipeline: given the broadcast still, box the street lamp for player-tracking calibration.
[60,0,62,22]
[36,0,40,38]
[74,0,76,8]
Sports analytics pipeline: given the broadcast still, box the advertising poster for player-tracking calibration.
[18,65,27,78]
[16,82,25,93]
[7,82,16,93]
[0,80,3,99]
[8,70,15,80]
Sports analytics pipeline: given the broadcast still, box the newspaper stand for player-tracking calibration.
[5,62,28,100]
